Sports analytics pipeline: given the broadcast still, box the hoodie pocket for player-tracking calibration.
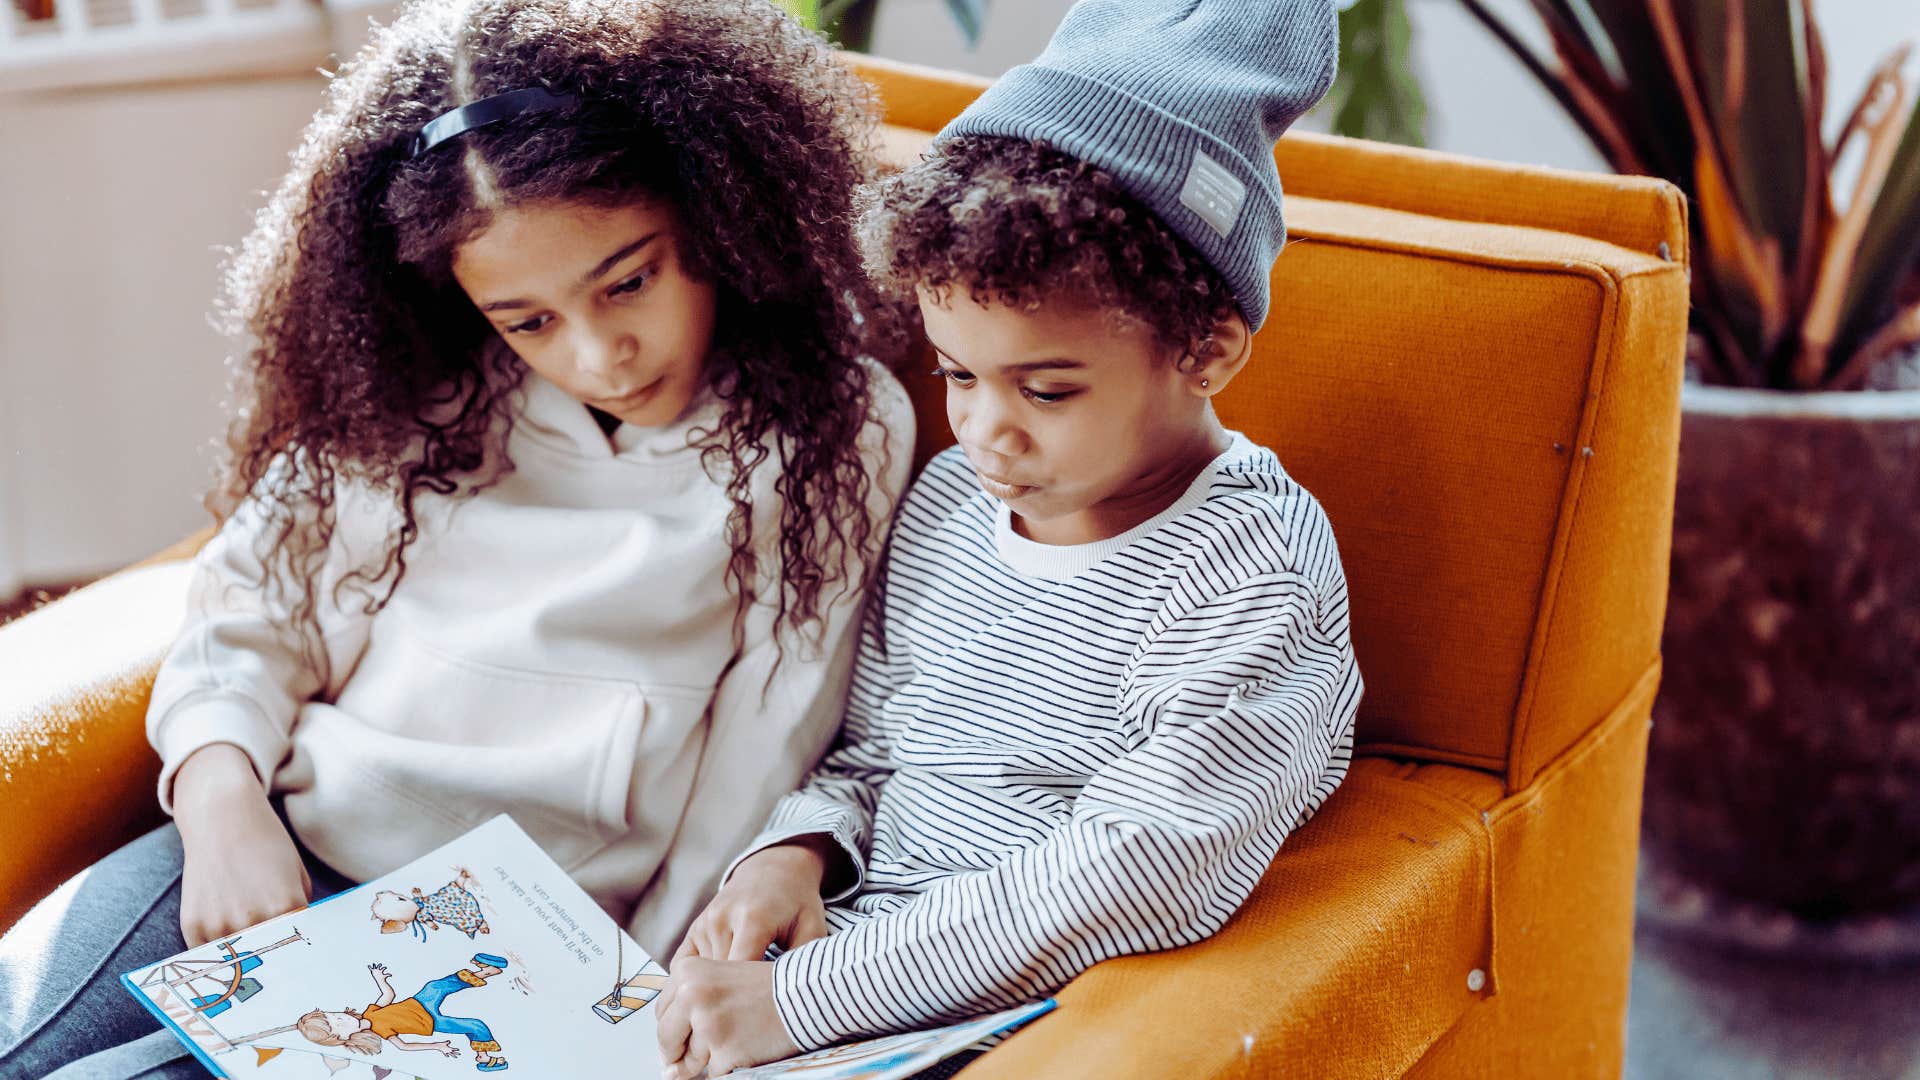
[302,623,651,871]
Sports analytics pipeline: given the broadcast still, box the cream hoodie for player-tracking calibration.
[146,362,913,958]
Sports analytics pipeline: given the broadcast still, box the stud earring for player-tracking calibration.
[1200,379,1210,388]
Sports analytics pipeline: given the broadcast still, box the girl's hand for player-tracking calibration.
[656,958,797,1078]
[674,840,834,966]
[172,744,312,947]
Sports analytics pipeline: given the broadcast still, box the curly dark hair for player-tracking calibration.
[856,135,1237,361]
[213,0,911,667]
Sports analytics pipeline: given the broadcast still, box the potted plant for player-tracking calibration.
[1457,1,1920,928]
[777,0,985,53]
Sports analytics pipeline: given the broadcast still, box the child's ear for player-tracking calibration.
[1182,310,1254,399]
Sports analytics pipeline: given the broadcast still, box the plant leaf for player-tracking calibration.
[1531,7,1645,170]
[1793,43,1909,384]
[1329,0,1427,146]
[1459,0,1642,171]
[1691,141,1779,380]
[1835,89,1920,367]
[1684,0,1811,282]
[1527,0,1616,81]
[1789,0,1832,306]
[819,0,876,50]
[942,0,986,47]
[772,0,821,30]
[1649,0,1789,374]
[1580,0,1699,186]
[1464,0,1915,387]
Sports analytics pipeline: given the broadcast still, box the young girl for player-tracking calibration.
[0,0,913,1076]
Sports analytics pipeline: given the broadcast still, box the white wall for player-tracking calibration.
[0,75,327,593]
[869,0,1076,79]
[1,0,1916,592]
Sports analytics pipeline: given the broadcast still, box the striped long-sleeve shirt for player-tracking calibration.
[734,435,1363,1050]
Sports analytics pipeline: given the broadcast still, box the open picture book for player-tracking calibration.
[121,814,1054,1078]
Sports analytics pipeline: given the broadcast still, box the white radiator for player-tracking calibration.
[0,0,329,93]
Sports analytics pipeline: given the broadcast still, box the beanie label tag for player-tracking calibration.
[1179,149,1246,239]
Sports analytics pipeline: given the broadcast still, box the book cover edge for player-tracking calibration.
[119,968,231,1079]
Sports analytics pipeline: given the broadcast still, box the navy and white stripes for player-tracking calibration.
[736,435,1363,1049]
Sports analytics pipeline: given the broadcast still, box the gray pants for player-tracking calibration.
[0,824,351,1080]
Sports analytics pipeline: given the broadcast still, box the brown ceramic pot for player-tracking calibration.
[1644,383,1920,917]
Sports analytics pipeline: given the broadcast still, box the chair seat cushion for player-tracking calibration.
[965,757,1502,1079]
[0,558,190,929]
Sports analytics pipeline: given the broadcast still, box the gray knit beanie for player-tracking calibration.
[937,0,1338,332]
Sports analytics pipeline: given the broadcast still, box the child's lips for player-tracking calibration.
[596,378,662,409]
[977,473,1036,499]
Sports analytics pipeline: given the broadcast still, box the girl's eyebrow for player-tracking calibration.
[580,230,664,287]
[478,231,665,313]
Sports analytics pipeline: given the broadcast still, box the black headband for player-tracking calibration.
[409,87,578,159]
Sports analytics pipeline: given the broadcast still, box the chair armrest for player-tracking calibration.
[964,759,1500,1079]
[0,556,195,931]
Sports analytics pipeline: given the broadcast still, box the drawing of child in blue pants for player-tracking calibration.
[298,955,511,1071]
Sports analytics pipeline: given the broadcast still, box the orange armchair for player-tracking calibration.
[0,56,1687,1078]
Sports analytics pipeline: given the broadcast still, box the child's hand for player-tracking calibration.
[675,841,833,965]
[172,744,312,947]
[656,958,796,1078]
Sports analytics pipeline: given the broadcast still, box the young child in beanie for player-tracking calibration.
[657,1,1360,1073]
